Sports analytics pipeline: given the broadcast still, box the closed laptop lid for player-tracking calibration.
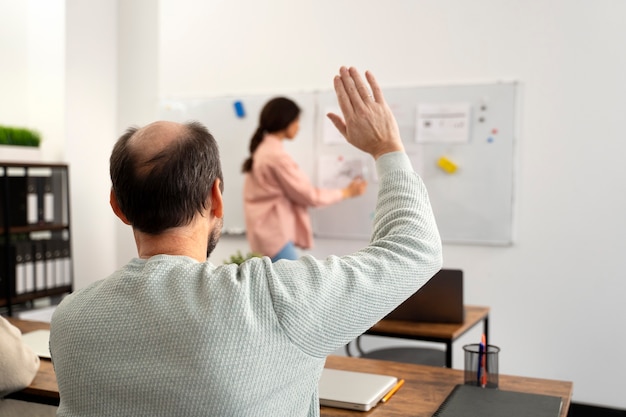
[319,368,397,411]
[384,269,464,323]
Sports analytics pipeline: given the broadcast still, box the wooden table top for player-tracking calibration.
[367,305,490,341]
[9,316,571,417]
[322,355,572,417]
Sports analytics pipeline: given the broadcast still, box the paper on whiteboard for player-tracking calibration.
[415,103,471,144]
[318,154,365,188]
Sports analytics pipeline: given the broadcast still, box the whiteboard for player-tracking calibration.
[158,81,517,245]
[158,93,316,234]
[312,82,518,245]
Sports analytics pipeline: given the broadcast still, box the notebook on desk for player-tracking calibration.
[434,384,563,417]
[384,268,464,323]
[21,329,51,359]
[318,368,398,411]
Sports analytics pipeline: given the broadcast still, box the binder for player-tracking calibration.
[61,240,72,286]
[5,242,34,295]
[51,169,66,224]
[7,175,28,226]
[14,243,27,295]
[40,175,54,223]
[44,240,56,290]
[27,176,39,224]
[53,240,63,289]
[22,242,35,293]
[0,274,5,299]
[433,384,562,417]
[0,244,9,298]
[34,241,46,292]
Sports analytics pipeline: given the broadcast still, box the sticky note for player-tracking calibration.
[233,101,245,118]
[437,156,458,174]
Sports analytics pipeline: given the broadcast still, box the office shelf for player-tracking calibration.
[0,161,73,316]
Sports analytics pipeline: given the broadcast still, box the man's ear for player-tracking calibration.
[110,189,131,225]
[211,179,224,219]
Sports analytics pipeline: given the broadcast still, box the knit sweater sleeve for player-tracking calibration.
[262,151,443,358]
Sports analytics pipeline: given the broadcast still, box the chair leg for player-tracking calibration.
[345,342,353,357]
[355,335,366,356]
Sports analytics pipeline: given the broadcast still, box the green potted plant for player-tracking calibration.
[0,125,41,147]
[223,250,262,265]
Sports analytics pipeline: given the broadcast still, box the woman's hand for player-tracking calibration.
[342,177,367,199]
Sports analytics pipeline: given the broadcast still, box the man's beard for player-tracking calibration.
[206,217,223,258]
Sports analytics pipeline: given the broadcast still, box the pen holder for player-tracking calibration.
[463,343,500,388]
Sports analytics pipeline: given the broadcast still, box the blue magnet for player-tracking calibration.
[233,100,246,118]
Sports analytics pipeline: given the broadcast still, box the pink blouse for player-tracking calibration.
[243,134,343,257]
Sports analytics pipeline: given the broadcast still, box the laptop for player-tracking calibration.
[318,368,397,411]
[384,268,464,323]
[21,329,51,359]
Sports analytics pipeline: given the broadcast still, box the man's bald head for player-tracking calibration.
[109,120,223,235]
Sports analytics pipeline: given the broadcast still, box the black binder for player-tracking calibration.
[433,384,562,417]
[7,176,28,226]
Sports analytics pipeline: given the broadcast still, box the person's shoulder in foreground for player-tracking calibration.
[0,316,40,398]
[0,316,57,417]
[50,66,442,417]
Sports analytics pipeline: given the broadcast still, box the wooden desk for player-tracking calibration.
[361,305,490,367]
[8,318,572,417]
[322,355,572,417]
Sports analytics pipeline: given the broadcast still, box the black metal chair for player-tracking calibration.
[346,336,446,367]
[344,268,463,367]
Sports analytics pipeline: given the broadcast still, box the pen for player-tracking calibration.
[477,338,484,386]
[480,334,487,388]
[381,379,405,403]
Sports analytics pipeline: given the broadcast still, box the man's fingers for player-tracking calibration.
[365,70,384,103]
[349,67,372,102]
[339,66,364,110]
[333,71,354,120]
[326,113,347,138]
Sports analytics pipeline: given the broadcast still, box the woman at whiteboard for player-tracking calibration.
[242,97,366,262]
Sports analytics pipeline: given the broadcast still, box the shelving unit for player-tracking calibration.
[0,161,73,316]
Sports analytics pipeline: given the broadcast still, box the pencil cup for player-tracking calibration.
[463,343,500,388]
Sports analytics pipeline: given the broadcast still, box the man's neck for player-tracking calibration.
[134,225,208,262]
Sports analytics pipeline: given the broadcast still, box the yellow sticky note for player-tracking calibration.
[437,156,457,174]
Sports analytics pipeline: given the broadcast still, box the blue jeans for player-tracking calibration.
[271,241,299,262]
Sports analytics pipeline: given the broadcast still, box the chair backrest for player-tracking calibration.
[384,269,464,323]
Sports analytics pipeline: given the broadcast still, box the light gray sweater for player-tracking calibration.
[50,152,442,417]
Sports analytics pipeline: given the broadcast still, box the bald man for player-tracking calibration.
[50,67,442,417]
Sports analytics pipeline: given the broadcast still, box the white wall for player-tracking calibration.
[115,0,159,265]
[64,0,119,291]
[0,0,64,161]
[3,0,625,410]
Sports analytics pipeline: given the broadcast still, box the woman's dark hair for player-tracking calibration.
[241,97,301,173]
[110,121,223,235]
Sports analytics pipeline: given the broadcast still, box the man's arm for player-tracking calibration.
[263,67,442,357]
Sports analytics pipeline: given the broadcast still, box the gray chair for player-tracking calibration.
[346,336,446,367]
